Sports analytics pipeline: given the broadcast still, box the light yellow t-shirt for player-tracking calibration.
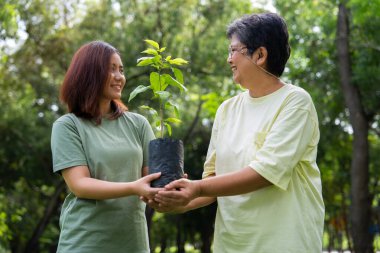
[203,84,324,253]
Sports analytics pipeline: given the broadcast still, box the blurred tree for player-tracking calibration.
[0,0,80,252]
[0,0,19,41]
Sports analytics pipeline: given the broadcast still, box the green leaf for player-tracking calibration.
[137,57,154,66]
[165,56,172,61]
[172,68,184,84]
[165,101,179,118]
[162,62,171,69]
[159,47,166,52]
[140,105,158,116]
[165,117,182,124]
[155,91,170,101]
[164,122,172,136]
[140,105,151,110]
[154,120,161,127]
[160,76,168,91]
[163,74,187,92]
[144,39,160,50]
[153,54,163,62]
[150,72,160,91]
[142,48,158,56]
[128,85,150,102]
[168,57,188,65]
[164,101,173,110]
[150,72,168,91]
[173,104,179,118]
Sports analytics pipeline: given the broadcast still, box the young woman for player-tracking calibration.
[51,41,160,253]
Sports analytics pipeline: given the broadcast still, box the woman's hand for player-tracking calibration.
[139,173,190,213]
[140,195,186,213]
[154,178,201,207]
[133,172,163,199]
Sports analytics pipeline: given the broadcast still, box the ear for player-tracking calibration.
[256,47,268,66]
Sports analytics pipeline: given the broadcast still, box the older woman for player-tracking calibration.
[51,41,160,253]
[152,13,325,253]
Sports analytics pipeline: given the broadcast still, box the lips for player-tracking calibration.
[111,84,122,91]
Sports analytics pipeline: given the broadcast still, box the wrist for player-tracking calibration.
[195,180,202,198]
[168,206,187,214]
[129,181,139,196]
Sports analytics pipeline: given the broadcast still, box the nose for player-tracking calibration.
[113,71,123,80]
[227,54,232,64]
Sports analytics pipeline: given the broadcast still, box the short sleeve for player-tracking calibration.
[202,104,224,178]
[249,94,318,190]
[138,116,156,167]
[51,116,88,173]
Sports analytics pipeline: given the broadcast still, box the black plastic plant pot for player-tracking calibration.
[148,138,184,188]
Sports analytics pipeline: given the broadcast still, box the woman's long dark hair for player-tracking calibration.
[60,41,127,124]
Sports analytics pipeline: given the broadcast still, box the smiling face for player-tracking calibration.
[227,34,255,86]
[101,53,126,102]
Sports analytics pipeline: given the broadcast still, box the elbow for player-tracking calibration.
[61,166,94,199]
[65,179,90,199]
[67,184,86,198]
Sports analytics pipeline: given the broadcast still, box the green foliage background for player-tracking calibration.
[0,0,379,252]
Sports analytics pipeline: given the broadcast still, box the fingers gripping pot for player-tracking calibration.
[149,138,184,188]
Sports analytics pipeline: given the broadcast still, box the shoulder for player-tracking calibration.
[213,92,245,123]
[218,92,246,112]
[222,91,245,105]
[51,114,80,137]
[283,84,314,110]
[123,111,148,121]
[287,84,312,100]
[121,111,150,126]
[53,113,77,128]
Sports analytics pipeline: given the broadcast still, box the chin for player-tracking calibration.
[112,93,122,99]
[233,75,240,84]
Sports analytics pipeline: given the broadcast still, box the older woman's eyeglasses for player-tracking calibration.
[228,46,247,58]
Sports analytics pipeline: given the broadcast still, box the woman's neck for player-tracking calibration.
[99,99,112,117]
[246,76,285,98]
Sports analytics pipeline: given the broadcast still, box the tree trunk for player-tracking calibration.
[176,215,185,253]
[340,186,353,252]
[159,238,167,253]
[24,180,66,253]
[145,206,155,252]
[336,3,373,253]
[200,202,216,253]
[200,220,213,253]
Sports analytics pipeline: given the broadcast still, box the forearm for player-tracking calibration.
[197,167,272,197]
[62,165,148,200]
[183,197,216,212]
[68,177,137,200]
[181,176,217,211]
[157,196,216,214]
[155,169,270,208]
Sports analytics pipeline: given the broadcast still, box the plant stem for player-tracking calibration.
[158,70,164,138]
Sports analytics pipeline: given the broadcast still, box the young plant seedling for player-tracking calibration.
[128,39,188,138]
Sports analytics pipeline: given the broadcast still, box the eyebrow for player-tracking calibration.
[229,44,244,48]
[111,63,123,68]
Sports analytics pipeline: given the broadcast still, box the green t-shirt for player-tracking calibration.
[51,112,155,253]
[203,84,325,253]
